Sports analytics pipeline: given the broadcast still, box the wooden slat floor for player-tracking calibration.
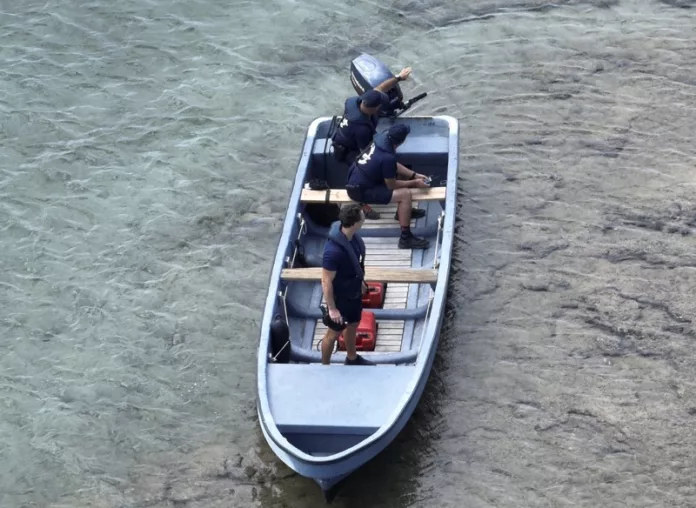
[311,204,418,354]
[356,204,417,228]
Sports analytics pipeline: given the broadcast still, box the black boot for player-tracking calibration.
[398,233,430,250]
[394,208,426,221]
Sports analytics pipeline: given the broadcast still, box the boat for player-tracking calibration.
[256,53,459,502]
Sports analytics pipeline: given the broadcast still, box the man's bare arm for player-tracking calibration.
[383,177,424,190]
[396,163,415,179]
[397,163,428,181]
[374,67,412,93]
[321,268,337,309]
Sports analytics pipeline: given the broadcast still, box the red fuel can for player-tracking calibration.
[361,282,386,309]
[338,310,377,352]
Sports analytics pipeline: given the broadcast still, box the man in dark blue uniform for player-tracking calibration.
[320,204,374,366]
[345,124,430,250]
[331,89,388,165]
[332,66,412,162]
[332,66,413,219]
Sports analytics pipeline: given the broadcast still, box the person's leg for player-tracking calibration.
[341,323,360,361]
[391,188,413,228]
[321,328,342,365]
[343,322,375,365]
[320,303,347,364]
[393,164,426,220]
[390,189,430,249]
[340,301,375,366]
[393,207,426,221]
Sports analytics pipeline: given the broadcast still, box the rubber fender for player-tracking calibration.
[270,315,291,363]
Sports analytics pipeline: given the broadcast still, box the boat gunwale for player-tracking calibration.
[256,114,460,466]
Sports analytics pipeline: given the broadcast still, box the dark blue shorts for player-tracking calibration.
[346,184,393,205]
[323,298,363,331]
[338,298,362,325]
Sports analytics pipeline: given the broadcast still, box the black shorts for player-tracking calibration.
[322,298,363,332]
[345,184,393,205]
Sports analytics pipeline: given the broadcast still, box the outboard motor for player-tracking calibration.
[349,53,428,118]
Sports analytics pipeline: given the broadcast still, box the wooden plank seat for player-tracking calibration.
[301,187,446,204]
[280,267,438,284]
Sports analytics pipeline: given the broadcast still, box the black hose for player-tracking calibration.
[316,336,340,353]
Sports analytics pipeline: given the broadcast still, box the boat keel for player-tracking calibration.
[316,475,349,504]
[322,484,341,504]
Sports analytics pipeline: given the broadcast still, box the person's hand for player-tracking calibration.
[413,178,429,189]
[398,67,412,80]
[414,172,428,181]
[328,307,343,324]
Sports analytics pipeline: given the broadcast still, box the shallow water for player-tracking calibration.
[2,0,696,507]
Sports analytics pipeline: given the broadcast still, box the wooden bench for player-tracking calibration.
[301,187,446,204]
[280,267,438,284]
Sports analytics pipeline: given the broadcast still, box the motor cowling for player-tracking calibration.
[350,53,404,117]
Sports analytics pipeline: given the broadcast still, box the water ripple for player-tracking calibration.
[2,0,696,507]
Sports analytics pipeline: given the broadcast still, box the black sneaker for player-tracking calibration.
[362,204,380,220]
[394,208,426,221]
[398,234,430,250]
[345,354,375,365]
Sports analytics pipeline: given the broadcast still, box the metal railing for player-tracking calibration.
[432,210,445,269]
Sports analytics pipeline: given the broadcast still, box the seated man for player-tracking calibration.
[332,66,413,219]
[331,89,389,166]
[345,124,431,250]
[332,66,413,163]
[320,204,374,366]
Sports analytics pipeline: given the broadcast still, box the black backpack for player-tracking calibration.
[303,116,342,228]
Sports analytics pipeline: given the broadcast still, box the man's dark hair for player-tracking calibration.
[339,204,364,228]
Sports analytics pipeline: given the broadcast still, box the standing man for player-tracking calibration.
[320,204,374,366]
[345,124,431,250]
[332,66,413,219]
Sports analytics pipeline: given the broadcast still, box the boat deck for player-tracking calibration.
[311,204,420,354]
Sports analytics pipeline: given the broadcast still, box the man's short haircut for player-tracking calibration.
[339,203,364,228]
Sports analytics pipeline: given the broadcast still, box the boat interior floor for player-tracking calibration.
[283,201,443,364]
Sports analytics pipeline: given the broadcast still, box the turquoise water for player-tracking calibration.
[2,0,696,506]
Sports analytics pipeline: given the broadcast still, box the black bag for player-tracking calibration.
[320,304,347,332]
